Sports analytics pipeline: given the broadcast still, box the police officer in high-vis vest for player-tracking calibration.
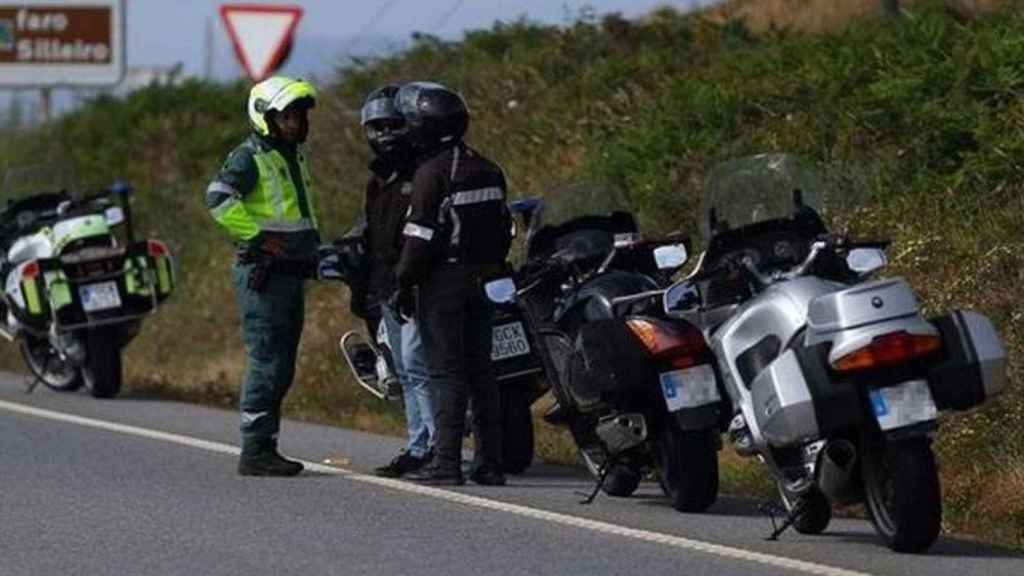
[205,76,320,476]
[392,82,513,486]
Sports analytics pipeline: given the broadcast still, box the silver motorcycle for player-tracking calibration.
[662,154,1007,553]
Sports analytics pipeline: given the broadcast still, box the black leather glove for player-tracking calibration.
[388,286,416,324]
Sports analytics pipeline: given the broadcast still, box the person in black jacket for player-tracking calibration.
[392,82,512,486]
[359,85,436,478]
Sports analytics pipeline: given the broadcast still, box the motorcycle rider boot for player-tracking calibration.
[469,466,506,486]
[374,450,429,478]
[405,457,465,486]
[238,438,304,477]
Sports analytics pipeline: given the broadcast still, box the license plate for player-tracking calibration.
[492,321,530,361]
[869,380,937,431]
[659,364,720,412]
[79,281,121,312]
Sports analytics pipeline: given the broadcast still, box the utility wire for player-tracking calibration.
[430,0,465,34]
[343,0,404,56]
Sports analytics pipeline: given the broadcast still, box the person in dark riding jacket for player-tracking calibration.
[392,82,513,486]
[358,84,436,478]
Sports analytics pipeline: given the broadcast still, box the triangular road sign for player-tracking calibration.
[220,4,303,81]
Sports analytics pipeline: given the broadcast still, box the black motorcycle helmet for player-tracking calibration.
[393,81,469,153]
[360,84,406,158]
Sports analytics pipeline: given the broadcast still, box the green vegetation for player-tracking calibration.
[1,0,1021,547]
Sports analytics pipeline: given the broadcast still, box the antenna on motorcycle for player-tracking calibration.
[793,188,804,210]
[108,180,135,243]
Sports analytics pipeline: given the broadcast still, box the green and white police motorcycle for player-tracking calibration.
[0,167,174,398]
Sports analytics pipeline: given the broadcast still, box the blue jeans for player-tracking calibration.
[382,304,435,458]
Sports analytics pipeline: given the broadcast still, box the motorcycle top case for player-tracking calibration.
[806,278,920,336]
[928,310,1007,411]
[567,319,654,413]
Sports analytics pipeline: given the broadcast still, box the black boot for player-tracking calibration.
[238,439,304,477]
[469,466,506,486]
[405,459,464,486]
[373,450,429,478]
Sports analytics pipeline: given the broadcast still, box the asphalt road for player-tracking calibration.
[1,371,1021,576]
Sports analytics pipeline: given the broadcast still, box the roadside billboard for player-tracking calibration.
[0,0,124,86]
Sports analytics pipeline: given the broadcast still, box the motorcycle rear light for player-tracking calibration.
[625,318,708,368]
[147,240,169,259]
[22,260,40,280]
[832,331,942,373]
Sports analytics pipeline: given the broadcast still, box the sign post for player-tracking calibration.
[0,0,124,86]
[219,4,303,82]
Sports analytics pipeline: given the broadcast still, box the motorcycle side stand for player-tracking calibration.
[759,500,806,541]
[577,453,618,505]
[24,376,41,394]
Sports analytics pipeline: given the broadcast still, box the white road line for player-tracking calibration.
[0,398,873,576]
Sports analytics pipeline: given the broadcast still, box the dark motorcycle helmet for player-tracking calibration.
[393,81,469,153]
[360,84,406,158]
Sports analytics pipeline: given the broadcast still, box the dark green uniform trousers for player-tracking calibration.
[232,262,305,451]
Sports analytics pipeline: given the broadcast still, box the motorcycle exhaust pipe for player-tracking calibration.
[816,439,857,503]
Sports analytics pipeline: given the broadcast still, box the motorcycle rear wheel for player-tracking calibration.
[500,382,535,474]
[82,327,123,399]
[656,426,719,513]
[19,337,82,391]
[863,437,942,553]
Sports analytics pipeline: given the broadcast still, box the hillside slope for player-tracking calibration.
[0,0,1021,546]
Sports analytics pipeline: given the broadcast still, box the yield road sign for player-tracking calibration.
[219,4,302,81]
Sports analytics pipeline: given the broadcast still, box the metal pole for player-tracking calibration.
[38,87,51,124]
[204,16,214,80]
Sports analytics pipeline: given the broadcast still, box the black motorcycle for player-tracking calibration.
[502,184,727,512]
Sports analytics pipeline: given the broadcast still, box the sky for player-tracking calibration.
[129,0,718,80]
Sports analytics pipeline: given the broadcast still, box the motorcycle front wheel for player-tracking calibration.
[655,426,719,513]
[778,484,832,535]
[579,446,641,497]
[862,437,942,553]
[500,381,536,474]
[19,336,82,391]
[82,326,123,399]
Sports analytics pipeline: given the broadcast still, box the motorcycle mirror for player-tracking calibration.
[104,206,125,226]
[846,248,887,275]
[653,243,688,270]
[664,280,701,315]
[484,277,517,304]
[109,181,133,197]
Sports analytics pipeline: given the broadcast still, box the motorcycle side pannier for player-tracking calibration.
[568,319,653,413]
[928,310,1007,411]
[751,345,862,448]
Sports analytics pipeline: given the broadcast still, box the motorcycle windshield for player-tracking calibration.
[524,182,638,262]
[1,162,79,204]
[700,154,825,244]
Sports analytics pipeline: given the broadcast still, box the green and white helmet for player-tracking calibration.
[247,76,318,136]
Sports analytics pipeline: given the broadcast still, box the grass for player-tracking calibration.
[0,0,1021,548]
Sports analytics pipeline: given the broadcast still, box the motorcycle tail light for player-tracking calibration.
[625,318,708,368]
[832,331,942,373]
[147,240,169,259]
[22,260,40,280]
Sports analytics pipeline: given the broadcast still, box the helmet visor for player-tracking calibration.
[361,97,400,126]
